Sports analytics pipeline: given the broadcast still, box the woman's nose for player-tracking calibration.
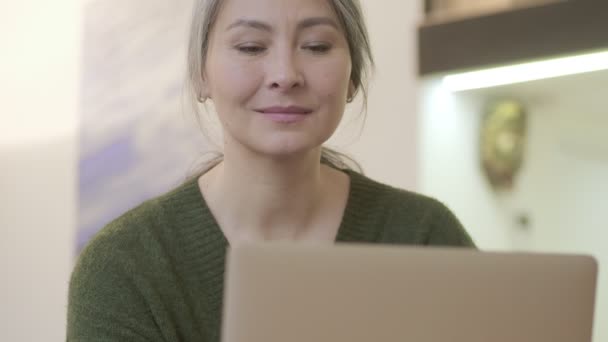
[266,50,304,91]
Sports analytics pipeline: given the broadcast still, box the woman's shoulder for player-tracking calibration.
[346,170,475,247]
[68,178,212,341]
[346,169,443,211]
[78,177,206,261]
[81,197,162,258]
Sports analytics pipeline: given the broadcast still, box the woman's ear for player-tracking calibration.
[198,85,210,103]
[346,82,356,103]
[198,74,211,103]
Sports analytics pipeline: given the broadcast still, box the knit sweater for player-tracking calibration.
[67,169,475,342]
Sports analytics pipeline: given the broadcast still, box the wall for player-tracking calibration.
[0,0,80,340]
[419,69,608,341]
[329,0,421,190]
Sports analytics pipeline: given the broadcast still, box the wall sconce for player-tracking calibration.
[480,100,527,191]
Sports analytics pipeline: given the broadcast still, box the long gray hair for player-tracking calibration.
[186,0,374,172]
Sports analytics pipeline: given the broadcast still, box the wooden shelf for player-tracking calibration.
[418,0,608,76]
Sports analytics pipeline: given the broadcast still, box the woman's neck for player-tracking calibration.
[198,148,347,244]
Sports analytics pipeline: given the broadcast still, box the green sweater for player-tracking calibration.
[67,170,475,342]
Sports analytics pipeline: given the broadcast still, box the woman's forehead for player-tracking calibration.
[216,0,339,27]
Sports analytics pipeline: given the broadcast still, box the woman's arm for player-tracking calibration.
[67,239,165,341]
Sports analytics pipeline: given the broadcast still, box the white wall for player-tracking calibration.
[0,0,80,340]
[330,0,421,190]
[419,79,514,249]
[419,70,608,341]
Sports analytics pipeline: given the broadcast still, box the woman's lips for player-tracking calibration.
[255,106,313,123]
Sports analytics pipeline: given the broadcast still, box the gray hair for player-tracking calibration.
[186,0,374,171]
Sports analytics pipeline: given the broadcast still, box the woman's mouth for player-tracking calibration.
[255,106,313,123]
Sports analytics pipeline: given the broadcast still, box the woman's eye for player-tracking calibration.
[304,44,331,54]
[236,45,266,55]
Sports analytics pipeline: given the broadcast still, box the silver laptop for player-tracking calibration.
[221,243,597,342]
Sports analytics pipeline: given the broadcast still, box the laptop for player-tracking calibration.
[221,243,597,342]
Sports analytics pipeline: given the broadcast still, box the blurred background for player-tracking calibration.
[1,0,606,340]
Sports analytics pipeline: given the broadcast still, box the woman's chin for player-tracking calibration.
[249,137,324,160]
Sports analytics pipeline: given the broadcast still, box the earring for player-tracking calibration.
[346,85,356,103]
[197,95,208,103]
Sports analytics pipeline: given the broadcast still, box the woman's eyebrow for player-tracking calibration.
[297,17,340,31]
[226,17,339,32]
[226,19,272,32]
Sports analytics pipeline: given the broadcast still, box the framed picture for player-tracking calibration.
[78,0,208,252]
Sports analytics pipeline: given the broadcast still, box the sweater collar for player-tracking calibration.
[171,168,382,340]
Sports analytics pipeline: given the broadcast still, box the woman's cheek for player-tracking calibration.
[320,57,351,93]
[219,63,262,101]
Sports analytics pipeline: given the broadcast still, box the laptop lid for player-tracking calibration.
[222,243,597,342]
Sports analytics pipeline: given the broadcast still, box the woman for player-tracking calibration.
[67,0,475,341]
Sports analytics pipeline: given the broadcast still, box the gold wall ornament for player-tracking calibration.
[480,100,527,191]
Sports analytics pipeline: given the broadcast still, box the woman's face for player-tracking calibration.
[203,0,353,157]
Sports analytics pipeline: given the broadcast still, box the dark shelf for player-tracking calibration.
[418,0,608,76]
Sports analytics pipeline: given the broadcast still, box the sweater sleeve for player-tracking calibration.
[426,200,476,248]
[67,232,165,342]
